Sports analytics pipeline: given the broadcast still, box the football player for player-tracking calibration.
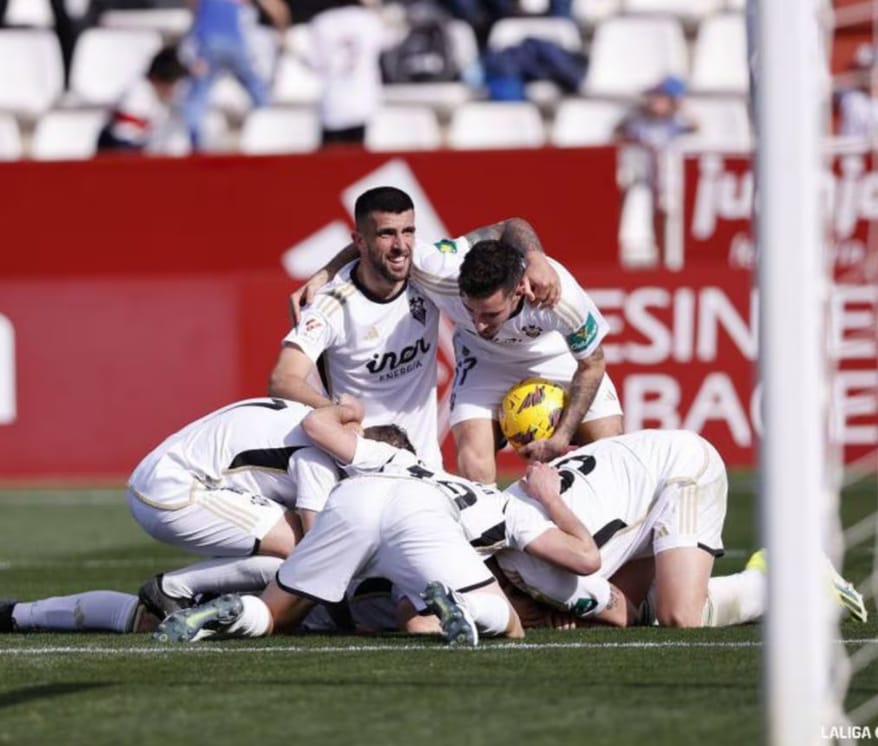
[269,186,561,471]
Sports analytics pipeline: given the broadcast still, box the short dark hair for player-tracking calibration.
[354,187,414,228]
[458,240,525,298]
[362,424,416,454]
[147,46,188,83]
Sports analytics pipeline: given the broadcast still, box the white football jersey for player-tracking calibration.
[502,429,723,577]
[128,398,340,512]
[410,237,609,366]
[282,261,442,467]
[345,437,508,555]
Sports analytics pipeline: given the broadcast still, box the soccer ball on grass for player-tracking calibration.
[498,378,567,451]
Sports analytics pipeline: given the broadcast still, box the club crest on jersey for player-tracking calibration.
[522,324,542,338]
[434,239,458,254]
[409,295,427,324]
[566,314,598,353]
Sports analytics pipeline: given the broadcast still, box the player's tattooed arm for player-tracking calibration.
[464,217,560,307]
[518,348,606,463]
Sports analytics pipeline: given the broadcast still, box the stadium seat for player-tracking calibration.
[30,109,108,161]
[69,28,164,106]
[679,96,752,152]
[487,17,583,52]
[571,0,623,29]
[621,0,724,25]
[583,16,688,98]
[6,0,53,27]
[690,13,749,95]
[239,107,321,154]
[365,105,442,151]
[550,98,629,147]
[271,53,323,106]
[447,101,546,149]
[0,30,64,118]
[381,82,475,118]
[99,9,193,38]
[0,114,23,160]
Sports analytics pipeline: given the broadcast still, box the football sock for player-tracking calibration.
[161,556,283,599]
[561,574,612,617]
[464,592,511,637]
[702,569,766,627]
[223,594,272,638]
[12,591,140,633]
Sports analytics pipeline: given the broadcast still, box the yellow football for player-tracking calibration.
[498,378,567,451]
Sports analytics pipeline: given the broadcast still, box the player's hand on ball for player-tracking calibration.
[519,435,570,464]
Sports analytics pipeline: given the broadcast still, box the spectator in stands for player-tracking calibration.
[181,0,289,150]
[96,45,188,154]
[836,43,878,140]
[613,75,697,264]
[308,0,384,147]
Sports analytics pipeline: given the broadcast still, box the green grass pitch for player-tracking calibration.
[1,473,876,746]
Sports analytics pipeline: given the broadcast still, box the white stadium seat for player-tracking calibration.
[0,30,64,117]
[30,109,108,161]
[679,96,752,152]
[69,28,163,106]
[271,53,323,106]
[0,114,23,160]
[366,106,442,151]
[690,13,749,95]
[239,107,321,154]
[584,16,688,97]
[571,0,623,28]
[447,101,546,149]
[550,98,628,147]
[99,9,194,38]
[487,17,583,52]
[6,0,53,27]
[621,0,724,24]
[381,82,475,117]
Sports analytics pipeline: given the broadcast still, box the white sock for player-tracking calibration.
[464,593,510,637]
[702,570,766,627]
[13,591,140,633]
[161,556,283,599]
[222,595,273,638]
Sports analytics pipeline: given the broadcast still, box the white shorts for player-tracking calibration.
[276,476,495,605]
[126,483,286,557]
[599,439,728,577]
[449,332,623,426]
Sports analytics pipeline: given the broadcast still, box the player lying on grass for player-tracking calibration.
[493,435,868,627]
[155,396,525,646]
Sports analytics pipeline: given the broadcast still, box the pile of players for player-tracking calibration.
[1,187,867,645]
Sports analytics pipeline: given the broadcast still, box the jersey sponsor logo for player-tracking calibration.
[434,239,457,254]
[521,324,542,338]
[566,314,598,353]
[366,336,432,381]
[409,295,427,325]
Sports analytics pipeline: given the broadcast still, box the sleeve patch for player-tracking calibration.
[298,316,325,342]
[434,239,458,254]
[566,314,598,352]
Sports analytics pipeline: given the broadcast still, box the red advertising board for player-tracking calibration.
[0,148,875,480]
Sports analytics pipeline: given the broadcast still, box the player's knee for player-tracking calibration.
[655,604,703,628]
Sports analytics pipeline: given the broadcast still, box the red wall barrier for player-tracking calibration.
[0,149,875,480]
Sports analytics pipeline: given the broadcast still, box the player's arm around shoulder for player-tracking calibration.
[268,344,333,409]
[518,463,600,576]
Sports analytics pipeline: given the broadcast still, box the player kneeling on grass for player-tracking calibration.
[493,430,867,628]
[154,397,525,646]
